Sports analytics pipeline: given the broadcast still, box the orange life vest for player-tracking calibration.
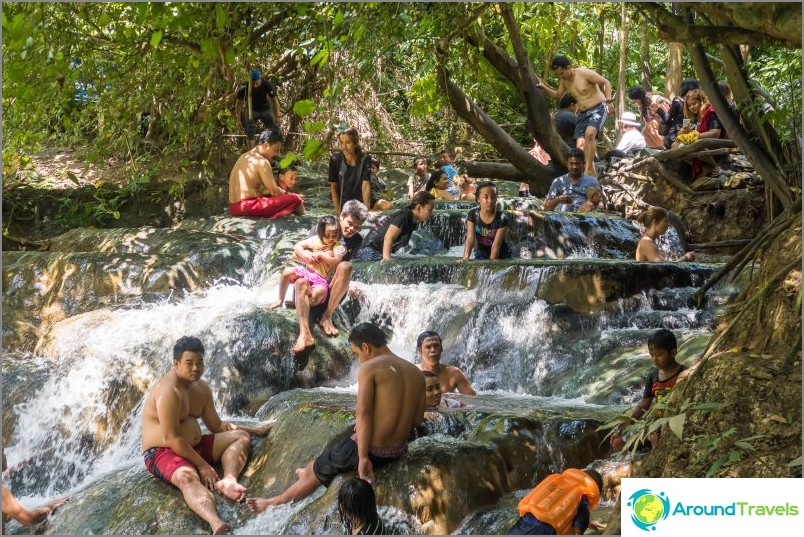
[517,469,601,535]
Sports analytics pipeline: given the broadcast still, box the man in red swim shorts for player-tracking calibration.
[228,127,304,219]
[141,336,275,534]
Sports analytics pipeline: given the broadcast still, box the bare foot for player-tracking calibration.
[212,521,232,535]
[318,317,339,336]
[246,497,282,514]
[267,300,283,310]
[291,335,315,354]
[216,477,247,502]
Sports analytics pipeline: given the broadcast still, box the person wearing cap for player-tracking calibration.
[614,111,647,156]
[236,69,281,148]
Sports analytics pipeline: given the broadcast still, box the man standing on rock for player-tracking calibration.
[537,55,614,177]
[246,323,425,513]
[228,128,305,219]
[141,336,275,535]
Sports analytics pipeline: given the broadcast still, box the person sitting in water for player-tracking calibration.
[337,477,387,535]
[461,181,512,261]
[368,158,394,211]
[577,186,603,214]
[269,215,345,354]
[246,323,425,514]
[2,450,69,534]
[635,206,695,262]
[141,336,275,535]
[425,169,457,201]
[416,331,477,395]
[507,468,603,535]
[352,191,435,262]
[423,371,465,411]
[228,129,305,219]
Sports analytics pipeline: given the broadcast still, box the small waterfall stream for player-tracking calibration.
[2,192,730,534]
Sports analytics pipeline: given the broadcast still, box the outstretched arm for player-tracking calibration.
[2,487,68,526]
[489,226,508,260]
[461,220,475,261]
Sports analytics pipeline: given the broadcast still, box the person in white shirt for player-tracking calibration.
[615,111,647,156]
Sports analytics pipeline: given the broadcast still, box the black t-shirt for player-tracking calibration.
[365,209,416,252]
[555,109,578,147]
[307,227,363,263]
[467,207,512,258]
[643,365,687,403]
[236,78,277,112]
[328,153,372,206]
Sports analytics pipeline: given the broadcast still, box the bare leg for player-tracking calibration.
[246,460,322,513]
[171,467,230,534]
[319,262,352,336]
[292,280,319,353]
[268,268,294,310]
[293,199,305,215]
[583,126,598,177]
[212,430,251,502]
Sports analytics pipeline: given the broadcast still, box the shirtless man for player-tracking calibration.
[536,55,614,177]
[228,128,304,219]
[141,336,275,534]
[246,323,425,513]
[417,331,477,396]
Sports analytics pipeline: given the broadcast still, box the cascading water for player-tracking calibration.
[2,190,730,534]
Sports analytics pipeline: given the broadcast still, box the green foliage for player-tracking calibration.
[689,428,766,478]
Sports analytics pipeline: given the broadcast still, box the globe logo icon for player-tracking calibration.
[627,489,670,531]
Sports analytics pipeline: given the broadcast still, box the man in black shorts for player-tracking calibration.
[236,69,280,148]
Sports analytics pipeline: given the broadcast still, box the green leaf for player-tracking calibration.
[728,450,742,462]
[310,48,329,68]
[302,139,322,160]
[216,4,227,30]
[292,99,316,117]
[66,170,80,184]
[787,456,802,467]
[303,121,326,134]
[706,454,729,477]
[733,441,756,451]
[333,12,344,26]
[112,211,120,220]
[353,25,365,41]
[150,31,163,48]
[280,153,298,169]
[668,414,686,439]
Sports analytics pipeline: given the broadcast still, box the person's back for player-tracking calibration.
[364,354,425,449]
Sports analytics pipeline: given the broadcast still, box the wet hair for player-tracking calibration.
[475,181,497,198]
[338,127,364,160]
[551,55,570,70]
[257,128,285,145]
[583,469,604,495]
[558,93,577,109]
[717,80,733,102]
[416,330,441,351]
[409,190,435,210]
[173,336,205,361]
[348,323,388,348]
[637,206,668,228]
[567,147,585,162]
[586,185,601,197]
[425,169,447,192]
[370,157,380,170]
[683,89,710,120]
[679,78,700,98]
[422,370,439,380]
[627,86,650,120]
[338,478,380,533]
[340,199,369,222]
[315,215,341,242]
[440,149,455,159]
[648,328,678,352]
[414,156,428,167]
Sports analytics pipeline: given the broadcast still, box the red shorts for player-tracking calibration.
[143,433,216,484]
[229,194,303,219]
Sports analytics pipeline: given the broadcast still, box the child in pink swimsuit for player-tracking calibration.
[269,215,345,310]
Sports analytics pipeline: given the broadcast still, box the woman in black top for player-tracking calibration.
[354,191,435,261]
[329,127,373,214]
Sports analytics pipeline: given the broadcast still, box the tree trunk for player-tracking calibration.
[664,42,683,98]
[616,4,630,119]
[436,66,558,194]
[596,11,605,74]
[641,18,652,90]
[687,42,792,216]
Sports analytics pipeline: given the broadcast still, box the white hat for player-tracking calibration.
[618,111,642,127]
